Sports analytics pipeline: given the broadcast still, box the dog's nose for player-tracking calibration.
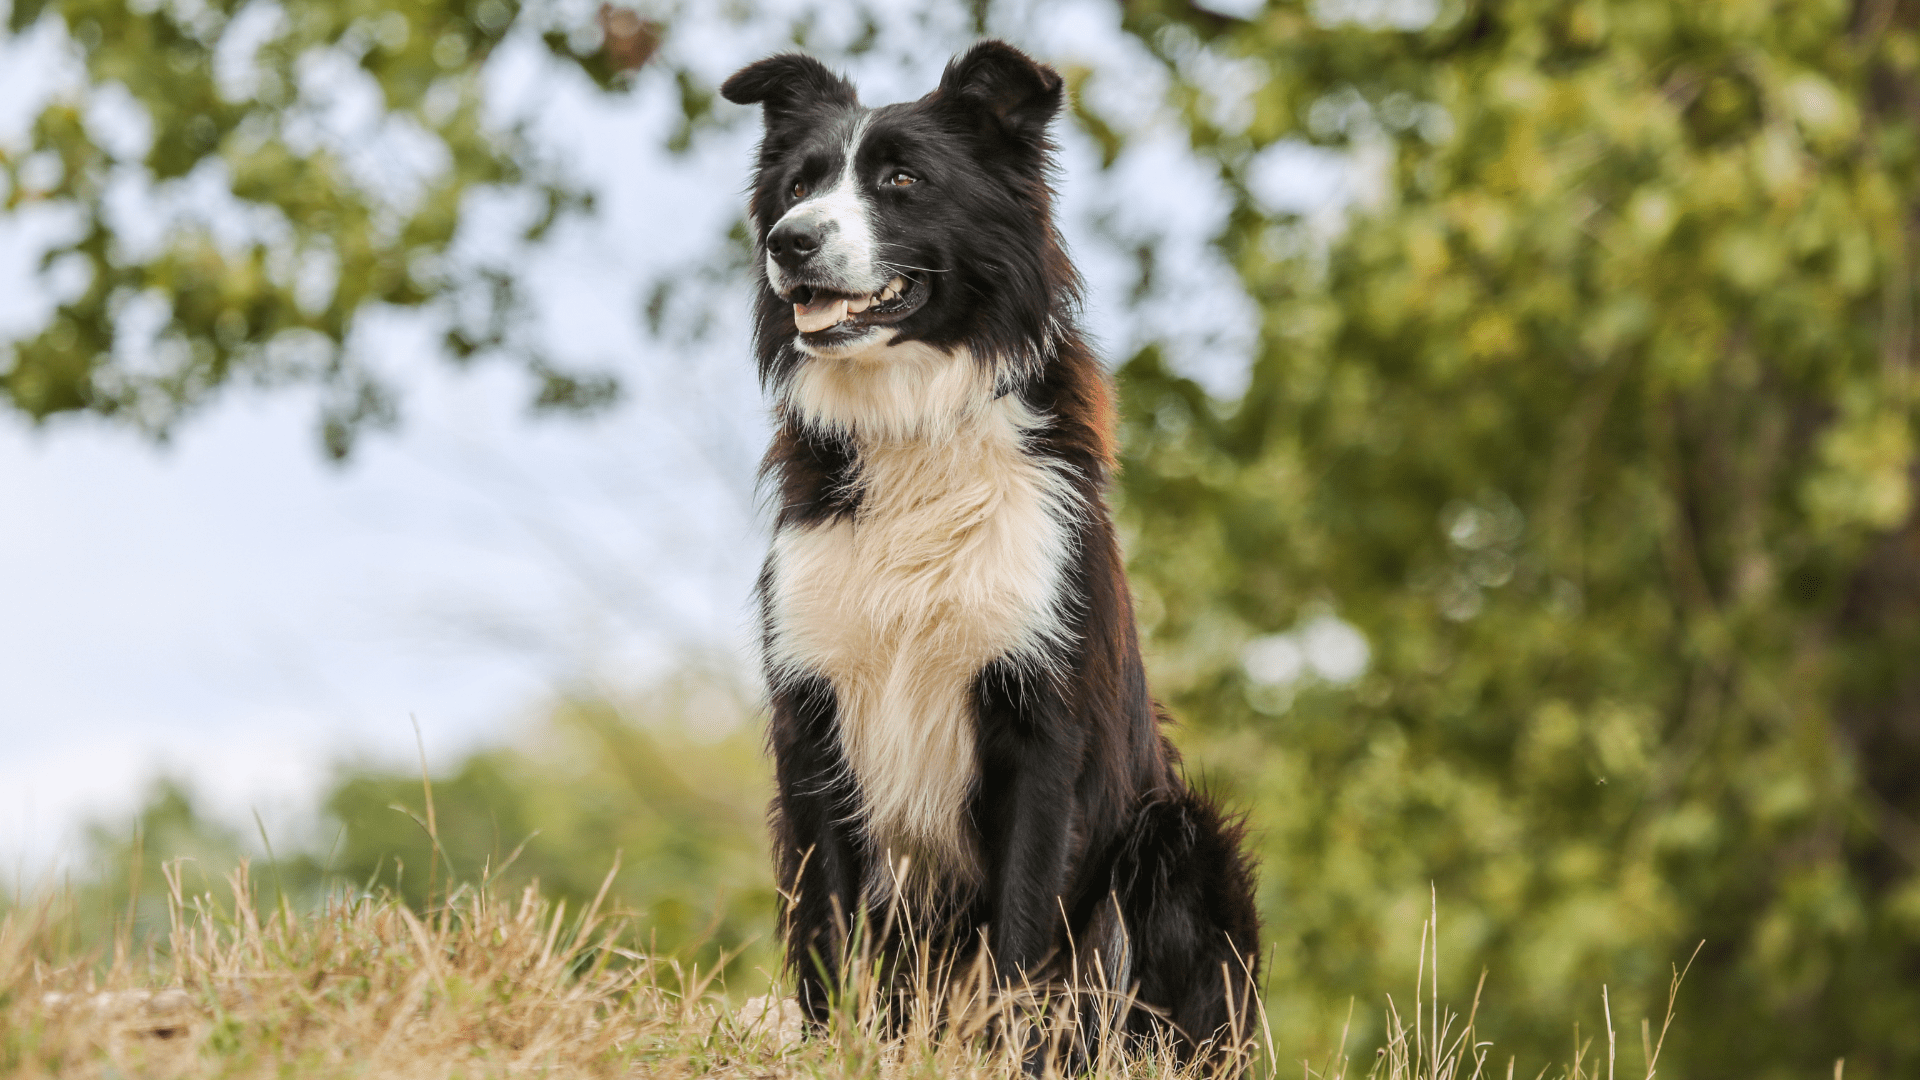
[766,219,825,270]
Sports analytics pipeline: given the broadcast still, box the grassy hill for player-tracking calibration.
[1,861,1695,1080]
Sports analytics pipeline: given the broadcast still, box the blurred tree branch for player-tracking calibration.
[0,0,669,456]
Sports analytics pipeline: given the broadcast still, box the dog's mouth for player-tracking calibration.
[786,276,928,340]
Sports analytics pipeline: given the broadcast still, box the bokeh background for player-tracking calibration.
[5,0,1920,1077]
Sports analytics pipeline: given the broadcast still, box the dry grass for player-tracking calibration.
[0,858,1182,1080]
[1,866,1693,1080]
[1301,893,1698,1080]
[7,860,683,1079]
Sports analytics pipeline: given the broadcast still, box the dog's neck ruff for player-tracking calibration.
[781,326,1057,429]
[782,339,997,442]
[765,343,1080,883]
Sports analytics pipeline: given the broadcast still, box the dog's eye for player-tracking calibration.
[886,171,917,187]
[791,181,808,199]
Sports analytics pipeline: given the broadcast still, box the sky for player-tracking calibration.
[0,0,1346,879]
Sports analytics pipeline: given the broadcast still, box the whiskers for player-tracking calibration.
[877,246,951,277]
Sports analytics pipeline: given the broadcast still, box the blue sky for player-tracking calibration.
[0,0,1341,877]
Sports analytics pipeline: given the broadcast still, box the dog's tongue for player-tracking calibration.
[794,296,850,334]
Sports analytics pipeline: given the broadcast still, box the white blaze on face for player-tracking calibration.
[765,116,885,301]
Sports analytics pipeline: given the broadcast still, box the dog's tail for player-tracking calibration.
[1102,784,1262,1070]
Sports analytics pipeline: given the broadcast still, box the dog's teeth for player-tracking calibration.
[794,297,850,333]
[847,294,872,314]
[888,276,906,293]
[877,286,895,302]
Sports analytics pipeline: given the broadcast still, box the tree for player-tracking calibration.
[0,0,656,456]
[1110,1,1920,1076]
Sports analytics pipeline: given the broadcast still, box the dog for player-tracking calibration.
[722,40,1261,1067]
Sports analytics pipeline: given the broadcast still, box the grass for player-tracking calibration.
[1,764,1694,1080]
[0,859,1701,1080]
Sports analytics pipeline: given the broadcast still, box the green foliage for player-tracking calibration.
[0,0,623,455]
[1108,1,1920,1077]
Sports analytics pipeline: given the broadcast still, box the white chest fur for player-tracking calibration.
[765,344,1078,881]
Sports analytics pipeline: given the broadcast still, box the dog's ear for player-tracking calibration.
[722,54,858,119]
[936,41,1064,148]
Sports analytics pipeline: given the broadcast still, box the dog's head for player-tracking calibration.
[723,41,1072,372]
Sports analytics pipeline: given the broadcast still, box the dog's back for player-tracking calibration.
[725,40,1260,1067]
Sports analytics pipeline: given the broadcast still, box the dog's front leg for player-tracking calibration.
[973,663,1083,985]
[973,664,1085,1077]
[768,676,866,1026]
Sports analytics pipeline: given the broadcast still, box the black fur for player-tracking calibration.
[726,41,1261,1069]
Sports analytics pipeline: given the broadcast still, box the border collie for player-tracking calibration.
[722,40,1261,1066]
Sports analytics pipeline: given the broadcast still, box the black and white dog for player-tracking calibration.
[722,41,1260,1064]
